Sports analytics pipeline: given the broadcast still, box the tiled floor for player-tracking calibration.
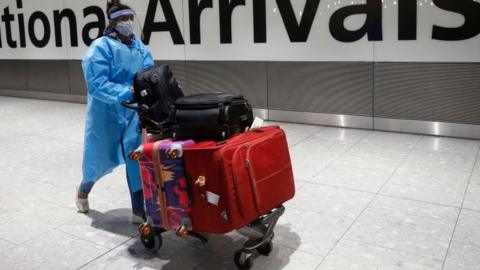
[0,96,479,270]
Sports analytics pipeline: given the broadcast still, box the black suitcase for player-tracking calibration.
[172,93,254,141]
[122,65,184,133]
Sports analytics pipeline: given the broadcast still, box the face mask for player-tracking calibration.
[115,20,134,37]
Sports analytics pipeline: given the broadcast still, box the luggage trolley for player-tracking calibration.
[138,205,285,270]
[123,83,293,269]
[129,132,285,269]
[233,206,285,269]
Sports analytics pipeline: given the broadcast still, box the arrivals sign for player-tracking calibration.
[0,0,479,61]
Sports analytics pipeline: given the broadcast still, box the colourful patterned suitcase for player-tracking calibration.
[136,140,195,231]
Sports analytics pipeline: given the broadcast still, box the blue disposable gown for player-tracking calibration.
[81,36,154,194]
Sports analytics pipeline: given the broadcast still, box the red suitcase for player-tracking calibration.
[183,126,295,233]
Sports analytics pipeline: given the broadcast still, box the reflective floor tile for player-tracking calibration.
[365,131,423,144]
[312,164,391,193]
[290,146,344,165]
[452,209,480,247]
[356,131,422,153]
[399,149,476,175]
[292,160,336,182]
[0,176,73,208]
[344,197,458,259]
[379,171,470,207]
[294,136,355,154]
[276,122,324,146]
[471,173,480,184]
[288,183,374,220]
[37,121,85,144]
[0,230,109,270]
[415,136,480,156]
[89,195,135,216]
[443,241,480,270]
[35,166,82,189]
[0,97,57,118]
[3,179,78,211]
[369,196,459,223]
[291,148,342,181]
[81,237,213,270]
[0,237,15,254]
[312,127,369,144]
[333,149,407,173]
[0,163,50,189]
[351,140,416,156]
[3,100,85,122]
[0,199,79,244]
[274,208,353,256]
[1,162,111,212]
[1,134,76,163]
[470,161,480,184]
[462,183,480,211]
[0,114,74,134]
[318,240,443,270]
[56,213,139,249]
[0,129,26,142]
[24,147,83,171]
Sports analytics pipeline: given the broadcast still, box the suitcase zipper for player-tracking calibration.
[175,100,247,110]
[176,103,222,110]
[243,158,260,213]
[230,156,246,219]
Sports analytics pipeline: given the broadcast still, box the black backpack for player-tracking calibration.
[123,65,184,133]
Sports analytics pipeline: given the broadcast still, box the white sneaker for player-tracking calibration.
[130,214,144,224]
[76,197,89,213]
[76,187,89,213]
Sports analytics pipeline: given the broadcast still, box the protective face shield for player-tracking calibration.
[110,8,136,37]
[115,20,135,37]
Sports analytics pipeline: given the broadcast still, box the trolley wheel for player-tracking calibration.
[234,250,254,270]
[256,241,273,256]
[140,232,162,251]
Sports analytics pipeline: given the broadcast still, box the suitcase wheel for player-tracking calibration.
[256,241,273,256]
[140,231,162,251]
[234,250,254,270]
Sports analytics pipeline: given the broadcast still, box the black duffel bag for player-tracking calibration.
[172,93,254,141]
[122,65,184,133]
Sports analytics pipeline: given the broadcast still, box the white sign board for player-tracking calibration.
[0,0,478,62]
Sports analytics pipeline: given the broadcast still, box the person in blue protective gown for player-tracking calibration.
[76,0,154,223]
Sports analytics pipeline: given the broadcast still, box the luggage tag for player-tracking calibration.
[195,176,220,206]
[250,117,264,131]
[206,191,220,206]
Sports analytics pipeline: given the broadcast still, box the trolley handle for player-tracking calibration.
[121,100,149,113]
